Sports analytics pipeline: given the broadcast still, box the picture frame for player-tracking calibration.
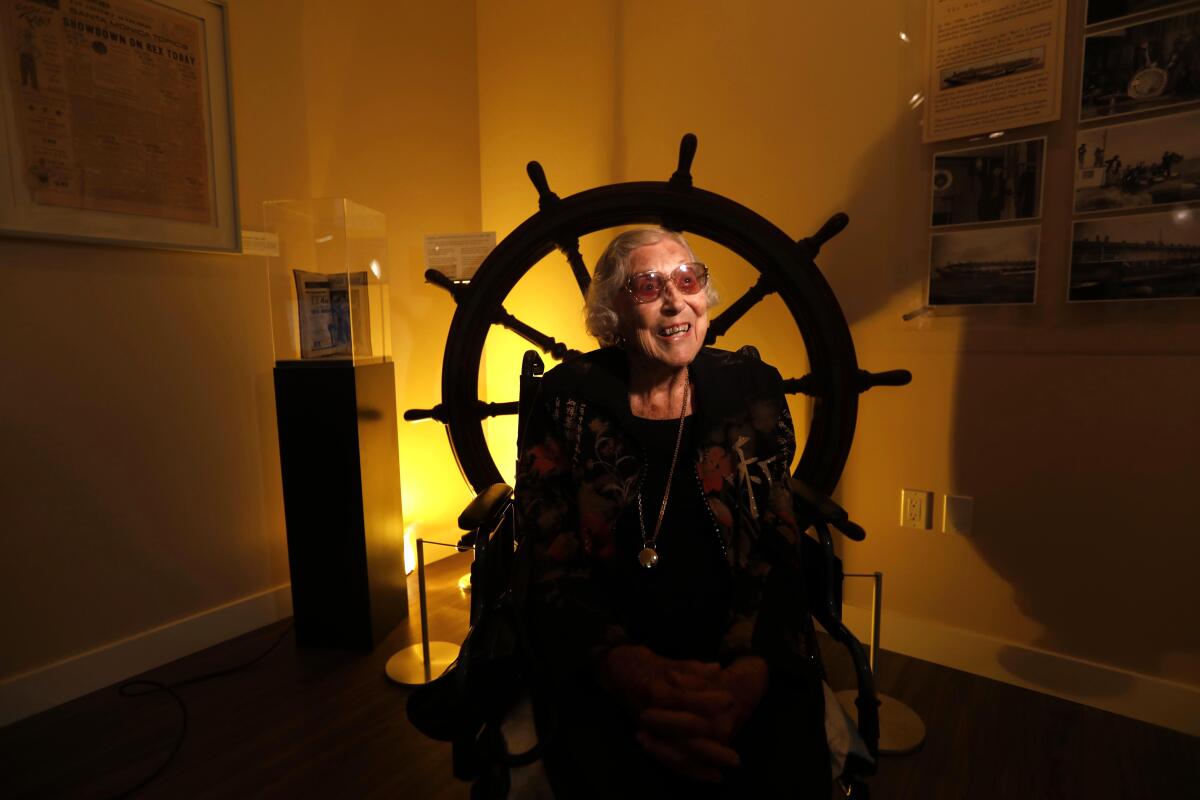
[928,225,1041,307]
[1085,0,1192,28]
[1079,8,1200,123]
[1072,109,1200,214]
[1069,209,1200,302]
[931,137,1046,228]
[0,0,239,252]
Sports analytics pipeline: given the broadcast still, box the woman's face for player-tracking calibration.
[616,237,709,372]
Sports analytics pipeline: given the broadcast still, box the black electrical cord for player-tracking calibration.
[103,620,294,799]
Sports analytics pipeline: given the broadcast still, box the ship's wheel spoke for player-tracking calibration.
[403,401,518,425]
[705,213,849,347]
[527,161,591,297]
[705,274,777,346]
[492,307,581,362]
[783,374,821,397]
[559,238,591,297]
[784,369,913,398]
[423,266,580,361]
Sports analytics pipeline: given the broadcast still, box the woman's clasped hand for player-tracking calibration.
[598,645,769,783]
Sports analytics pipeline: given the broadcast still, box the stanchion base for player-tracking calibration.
[836,689,926,755]
[385,641,460,686]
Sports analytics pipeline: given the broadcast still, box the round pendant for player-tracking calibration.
[638,546,659,569]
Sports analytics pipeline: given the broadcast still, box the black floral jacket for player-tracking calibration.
[515,346,819,681]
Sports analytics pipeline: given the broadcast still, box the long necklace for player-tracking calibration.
[636,373,690,569]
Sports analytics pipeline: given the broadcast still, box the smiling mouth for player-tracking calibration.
[658,323,690,337]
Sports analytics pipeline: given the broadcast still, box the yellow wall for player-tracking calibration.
[0,0,482,681]
[4,0,1196,701]
[0,0,300,680]
[298,0,482,549]
[836,0,1200,690]
[476,0,1200,693]
[476,0,623,483]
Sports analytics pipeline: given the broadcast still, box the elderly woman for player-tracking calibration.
[516,228,830,797]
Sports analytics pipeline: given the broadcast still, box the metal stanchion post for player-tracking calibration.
[385,538,462,686]
[836,571,926,755]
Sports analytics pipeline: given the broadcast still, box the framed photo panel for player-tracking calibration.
[932,137,1045,227]
[929,225,1041,306]
[1073,110,1200,213]
[1086,0,1193,27]
[1069,209,1200,301]
[1080,9,1200,122]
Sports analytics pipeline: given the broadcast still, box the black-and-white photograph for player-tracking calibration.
[1070,209,1200,301]
[1081,10,1200,121]
[1074,110,1200,212]
[929,226,1040,306]
[939,47,1046,90]
[1087,0,1192,27]
[932,138,1044,227]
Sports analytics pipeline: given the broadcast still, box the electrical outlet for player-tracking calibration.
[943,494,973,534]
[900,489,933,529]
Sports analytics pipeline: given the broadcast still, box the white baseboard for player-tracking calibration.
[835,604,1200,737]
[0,584,293,728]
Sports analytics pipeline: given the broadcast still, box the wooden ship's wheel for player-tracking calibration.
[406,134,909,497]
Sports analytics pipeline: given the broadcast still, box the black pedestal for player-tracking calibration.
[274,359,408,649]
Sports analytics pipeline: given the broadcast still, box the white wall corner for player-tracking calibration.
[0,584,293,728]
[834,604,1200,737]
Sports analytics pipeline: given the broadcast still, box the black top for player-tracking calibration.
[608,415,732,662]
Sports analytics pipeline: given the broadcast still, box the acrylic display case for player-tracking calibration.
[264,198,391,364]
[266,198,406,649]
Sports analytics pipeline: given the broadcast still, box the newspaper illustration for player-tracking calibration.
[924,0,1067,143]
[293,271,373,359]
[1,0,212,222]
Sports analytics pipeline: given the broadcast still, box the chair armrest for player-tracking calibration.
[458,483,514,532]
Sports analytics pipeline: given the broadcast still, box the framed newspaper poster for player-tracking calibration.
[0,0,239,252]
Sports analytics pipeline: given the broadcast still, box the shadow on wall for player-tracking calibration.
[948,343,1200,687]
[819,89,1198,690]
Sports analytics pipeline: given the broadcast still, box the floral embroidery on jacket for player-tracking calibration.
[516,347,818,672]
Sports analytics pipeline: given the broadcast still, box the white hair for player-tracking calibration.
[584,227,718,346]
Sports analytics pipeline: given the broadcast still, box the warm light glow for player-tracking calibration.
[315,234,333,243]
[988,130,1006,139]
[457,573,472,593]
[369,258,382,279]
[899,31,910,43]
[1173,208,1193,224]
[404,523,417,575]
[908,92,924,110]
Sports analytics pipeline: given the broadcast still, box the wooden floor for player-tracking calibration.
[2,552,1197,799]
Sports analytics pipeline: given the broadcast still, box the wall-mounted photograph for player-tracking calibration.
[1070,209,1200,301]
[929,225,1040,306]
[1087,0,1194,27]
[1074,110,1200,212]
[932,138,1045,227]
[1080,9,1200,121]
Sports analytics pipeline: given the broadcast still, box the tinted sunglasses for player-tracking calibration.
[624,262,710,304]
